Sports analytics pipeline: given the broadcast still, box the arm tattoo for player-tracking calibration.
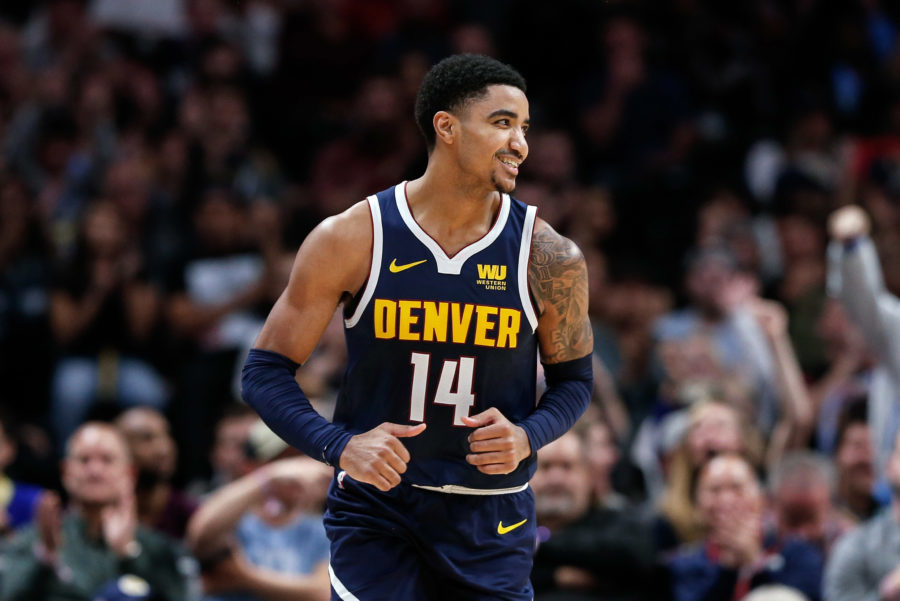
[528,226,593,363]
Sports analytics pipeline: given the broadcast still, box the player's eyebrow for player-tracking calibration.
[487,109,530,125]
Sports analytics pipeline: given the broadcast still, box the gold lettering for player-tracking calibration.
[496,308,521,348]
[474,305,498,347]
[398,300,422,341]
[423,301,449,342]
[374,299,396,339]
[450,303,474,344]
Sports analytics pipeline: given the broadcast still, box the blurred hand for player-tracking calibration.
[880,565,900,601]
[554,566,598,590]
[339,423,426,491]
[828,205,870,242]
[36,491,63,555]
[715,272,757,315]
[749,297,788,340]
[261,456,333,511]
[462,408,531,475]
[710,506,762,568]
[102,478,138,557]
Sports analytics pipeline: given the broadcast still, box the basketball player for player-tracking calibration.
[242,54,593,600]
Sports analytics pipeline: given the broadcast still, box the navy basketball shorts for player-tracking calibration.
[324,473,536,601]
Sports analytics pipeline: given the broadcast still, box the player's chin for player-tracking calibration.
[491,173,517,195]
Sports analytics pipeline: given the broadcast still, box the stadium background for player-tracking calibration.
[2,0,900,599]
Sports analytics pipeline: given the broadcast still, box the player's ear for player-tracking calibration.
[434,111,455,145]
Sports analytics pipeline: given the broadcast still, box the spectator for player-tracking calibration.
[825,430,900,601]
[189,402,260,497]
[0,408,46,536]
[831,399,878,522]
[187,421,331,601]
[653,248,781,432]
[655,399,762,553]
[767,451,852,555]
[667,453,824,601]
[166,187,277,481]
[115,407,198,540]
[827,204,900,499]
[530,430,657,601]
[48,199,168,446]
[0,422,191,600]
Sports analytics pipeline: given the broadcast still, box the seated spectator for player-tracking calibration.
[831,399,878,522]
[530,430,657,601]
[667,453,824,601]
[189,403,260,497]
[582,416,634,510]
[767,451,851,555]
[0,408,46,536]
[656,399,763,553]
[115,407,198,540]
[187,421,331,601]
[824,430,900,601]
[0,422,191,600]
[48,200,167,446]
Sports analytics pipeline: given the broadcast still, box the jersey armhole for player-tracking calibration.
[518,205,539,332]
[344,195,382,328]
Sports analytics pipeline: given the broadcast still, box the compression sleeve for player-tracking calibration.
[241,348,352,466]
[517,353,593,453]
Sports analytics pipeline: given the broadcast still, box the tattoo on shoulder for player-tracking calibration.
[528,227,593,363]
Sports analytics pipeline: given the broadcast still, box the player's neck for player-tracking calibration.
[406,170,502,239]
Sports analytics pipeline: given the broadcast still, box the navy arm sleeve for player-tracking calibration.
[241,348,352,466]
[517,353,593,453]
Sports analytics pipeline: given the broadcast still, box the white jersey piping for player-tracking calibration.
[329,564,361,600]
[518,205,539,332]
[411,482,528,495]
[395,182,511,275]
[344,195,382,328]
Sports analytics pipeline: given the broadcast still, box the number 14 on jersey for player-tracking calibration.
[409,352,476,426]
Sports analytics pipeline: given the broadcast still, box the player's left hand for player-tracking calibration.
[462,408,531,475]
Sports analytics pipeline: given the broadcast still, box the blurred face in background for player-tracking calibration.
[63,424,134,508]
[836,422,874,499]
[211,412,259,482]
[773,470,831,544]
[585,421,618,495]
[685,254,735,318]
[83,201,126,258]
[532,432,591,529]
[686,402,743,468]
[696,454,762,533]
[116,408,177,483]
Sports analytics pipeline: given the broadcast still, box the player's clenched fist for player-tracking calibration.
[339,422,426,491]
[463,408,531,475]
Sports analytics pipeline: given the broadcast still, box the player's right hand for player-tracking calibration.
[339,422,426,491]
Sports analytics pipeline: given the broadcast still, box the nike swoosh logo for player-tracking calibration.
[497,518,528,535]
[389,258,427,273]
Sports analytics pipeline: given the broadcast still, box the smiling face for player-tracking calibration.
[448,84,529,195]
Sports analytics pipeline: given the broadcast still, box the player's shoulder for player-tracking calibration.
[529,217,585,267]
[315,200,374,245]
[293,200,374,293]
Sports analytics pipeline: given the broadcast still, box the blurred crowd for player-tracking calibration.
[3,0,900,599]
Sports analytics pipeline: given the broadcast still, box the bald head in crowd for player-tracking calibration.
[62,422,134,509]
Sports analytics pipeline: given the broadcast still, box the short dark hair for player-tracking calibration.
[835,396,868,452]
[414,54,526,150]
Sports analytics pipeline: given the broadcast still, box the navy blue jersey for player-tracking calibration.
[335,183,539,490]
